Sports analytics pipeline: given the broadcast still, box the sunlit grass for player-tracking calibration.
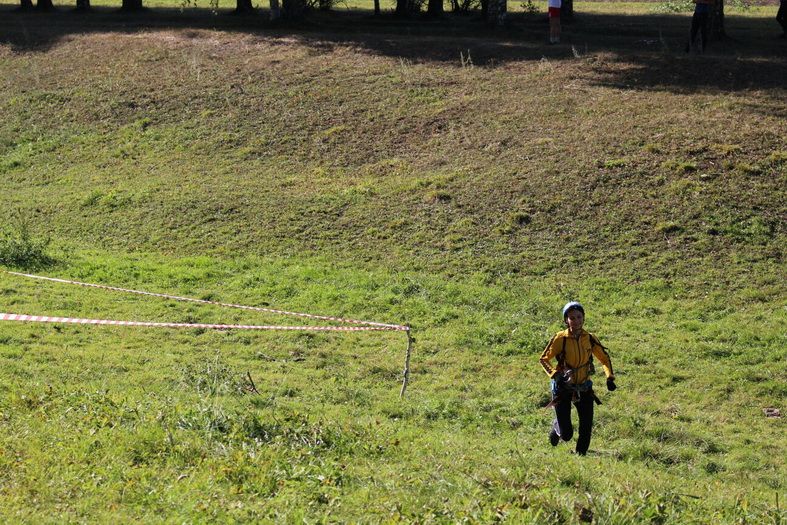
[0,250,784,522]
[0,4,785,521]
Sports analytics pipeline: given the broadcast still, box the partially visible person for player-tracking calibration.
[686,0,715,53]
[547,0,561,44]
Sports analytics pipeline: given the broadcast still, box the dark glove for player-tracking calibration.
[606,378,617,391]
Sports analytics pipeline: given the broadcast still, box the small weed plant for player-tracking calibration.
[178,352,251,397]
[451,0,481,13]
[653,0,692,13]
[521,0,538,15]
[0,216,52,270]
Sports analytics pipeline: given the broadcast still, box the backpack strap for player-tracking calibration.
[557,335,567,370]
[588,333,606,350]
[586,333,606,375]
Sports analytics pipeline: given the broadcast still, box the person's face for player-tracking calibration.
[565,309,584,333]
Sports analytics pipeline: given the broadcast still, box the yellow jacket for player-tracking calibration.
[539,329,614,385]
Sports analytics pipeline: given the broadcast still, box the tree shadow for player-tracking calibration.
[0,3,785,95]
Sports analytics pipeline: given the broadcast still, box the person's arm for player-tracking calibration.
[539,335,561,378]
[590,335,617,390]
[590,335,614,379]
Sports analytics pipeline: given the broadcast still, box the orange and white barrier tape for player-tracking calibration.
[1,270,413,396]
[4,271,408,331]
[0,313,393,331]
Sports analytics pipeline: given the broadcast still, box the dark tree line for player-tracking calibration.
[394,0,506,22]
[16,0,502,21]
[19,0,144,9]
[12,0,728,33]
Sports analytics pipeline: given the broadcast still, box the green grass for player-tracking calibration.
[0,4,785,522]
[0,253,784,522]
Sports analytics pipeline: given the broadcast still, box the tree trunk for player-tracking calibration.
[269,0,280,18]
[373,0,379,14]
[75,0,90,10]
[36,0,54,10]
[235,0,253,13]
[427,0,443,16]
[395,0,408,15]
[710,0,725,39]
[121,0,143,9]
[281,0,306,18]
[561,0,573,22]
[485,0,505,25]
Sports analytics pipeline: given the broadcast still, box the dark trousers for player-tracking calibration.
[778,2,786,33]
[553,391,595,455]
[690,10,710,51]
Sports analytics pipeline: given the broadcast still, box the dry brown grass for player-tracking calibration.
[0,8,785,283]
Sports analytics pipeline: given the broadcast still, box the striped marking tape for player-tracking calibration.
[3,271,408,331]
[0,313,395,332]
[1,271,414,397]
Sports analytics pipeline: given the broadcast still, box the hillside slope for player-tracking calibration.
[1,10,784,282]
[0,7,785,523]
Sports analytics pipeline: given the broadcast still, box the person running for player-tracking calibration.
[547,0,562,44]
[539,302,616,455]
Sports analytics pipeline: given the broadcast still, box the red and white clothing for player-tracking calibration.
[548,0,561,17]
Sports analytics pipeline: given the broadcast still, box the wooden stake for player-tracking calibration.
[246,371,260,395]
[400,328,413,398]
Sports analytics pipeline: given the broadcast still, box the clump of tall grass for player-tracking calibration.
[0,216,53,270]
[177,352,253,397]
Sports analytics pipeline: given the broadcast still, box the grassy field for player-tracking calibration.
[1,2,785,523]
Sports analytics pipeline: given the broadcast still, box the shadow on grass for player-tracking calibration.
[1,4,785,94]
